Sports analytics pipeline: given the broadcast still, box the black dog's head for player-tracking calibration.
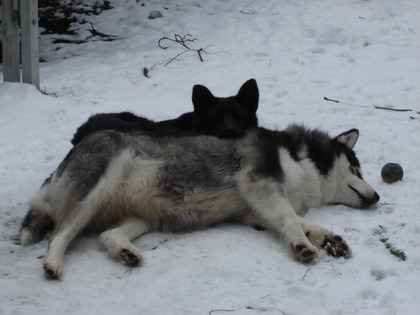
[192,79,259,139]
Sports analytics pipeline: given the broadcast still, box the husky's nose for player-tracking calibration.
[374,192,380,203]
[363,191,380,208]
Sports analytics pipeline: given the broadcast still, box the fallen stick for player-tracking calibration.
[324,97,415,113]
[323,97,340,103]
[374,106,412,112]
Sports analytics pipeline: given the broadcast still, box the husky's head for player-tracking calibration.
[329,129,380,208]
[192,79,259,139]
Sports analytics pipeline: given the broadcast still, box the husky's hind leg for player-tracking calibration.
[21,208,54,245]
[43,148,134,278]
[100,217,150,266]
[297,217,352,258]
[43,203,98,279]
[21,183,55,245]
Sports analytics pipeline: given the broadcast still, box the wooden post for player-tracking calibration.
[20,0,40,89]
[2,0,21,82]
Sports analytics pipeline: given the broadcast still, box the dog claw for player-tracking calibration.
[292,244,317,262]
[43,263,60,280]
[322,234,352,258]
[120,249,142,266]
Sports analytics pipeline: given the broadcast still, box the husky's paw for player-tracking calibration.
[120,248,142,266]
[291,243,318,262]
[20,229,37,246]
[321,234,352,258]
[43,263,61,280]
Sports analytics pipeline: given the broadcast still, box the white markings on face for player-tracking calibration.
[333,155,379,208]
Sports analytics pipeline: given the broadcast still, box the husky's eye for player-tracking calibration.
[349,166,362,178]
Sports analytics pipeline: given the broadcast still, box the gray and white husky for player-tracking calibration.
[21,125,379,279]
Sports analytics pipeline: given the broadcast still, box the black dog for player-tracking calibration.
[71,79,259,145]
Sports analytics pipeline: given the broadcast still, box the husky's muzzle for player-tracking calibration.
[348,185,380,208]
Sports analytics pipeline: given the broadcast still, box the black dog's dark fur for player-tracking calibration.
[71,112,153,145]
[71,79,259,145]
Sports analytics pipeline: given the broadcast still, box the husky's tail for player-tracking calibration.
[20,208,54,245]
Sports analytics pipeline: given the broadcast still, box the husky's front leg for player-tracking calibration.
[240,176,318,262]
[297,217,352,258]
[100,217,150,266]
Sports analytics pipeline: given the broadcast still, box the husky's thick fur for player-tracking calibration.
[21,125,379,279]
[71,79,259,145]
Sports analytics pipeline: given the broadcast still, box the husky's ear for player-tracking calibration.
[235,79,259,113]
[192,85,216,114]
[336,129,359,149]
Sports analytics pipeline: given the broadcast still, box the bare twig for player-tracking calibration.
[52,38,88,44]
[144,34,207,78]
[246,306,267,312]
[209,309,235,315]
[197,48,205,62]
[331,263,342,278]
[380,202,395,206]
[158,34,197,49]
[324,97,340,103]
[374,105,412,112]
[150,48,207,70]
[145,44,208,78]
[302,267,311,281]
[88,22,121,41]
[324,98,416,114]
[54,22,121,44]
[240,1,265,14]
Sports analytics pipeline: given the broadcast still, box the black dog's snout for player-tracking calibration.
[221,127,238,139]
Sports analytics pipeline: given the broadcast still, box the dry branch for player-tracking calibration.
[144,34,207,78]
[240,1,265,14]
[87,22,121,41]
[323,97,340,103]
[373,105,412,112]
[324,97,416,114]
[158,34,197,50]
[208,309,235,315]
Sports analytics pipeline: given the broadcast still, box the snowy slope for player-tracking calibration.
[1,0,419,314]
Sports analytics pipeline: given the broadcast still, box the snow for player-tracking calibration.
[1,0,420,314]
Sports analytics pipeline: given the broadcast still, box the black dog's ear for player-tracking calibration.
[192,85,216,114]
[235,79,259,114]
[336,129,359,149]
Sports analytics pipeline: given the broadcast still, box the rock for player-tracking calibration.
[381,163,403,183]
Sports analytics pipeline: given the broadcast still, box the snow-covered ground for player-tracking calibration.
[1,0,419,314]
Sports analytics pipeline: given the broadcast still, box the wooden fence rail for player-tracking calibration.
[2,0,39,89]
